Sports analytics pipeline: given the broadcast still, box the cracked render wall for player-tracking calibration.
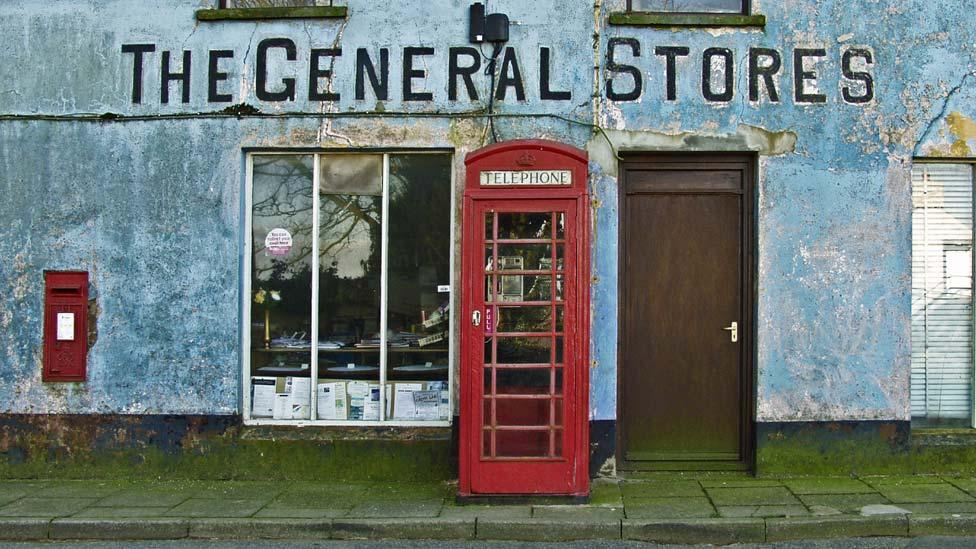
[0,0,974,425]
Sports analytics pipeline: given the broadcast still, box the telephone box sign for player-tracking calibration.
[480,170,572,186]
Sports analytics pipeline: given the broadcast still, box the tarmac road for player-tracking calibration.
[1,538,976,548]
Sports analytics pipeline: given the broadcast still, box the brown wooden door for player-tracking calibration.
[619,155,753,470]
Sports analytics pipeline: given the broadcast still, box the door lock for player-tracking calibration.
[472,310,481,327]
[723,321,738,343]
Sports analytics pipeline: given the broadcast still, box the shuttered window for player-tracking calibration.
[911,163,975,426]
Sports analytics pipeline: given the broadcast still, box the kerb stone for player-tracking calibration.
[476,518,621,541]
[331,518,475,540]
[622,518,765,544]
[766,515,907,541]
[0,518,50,540]
[187,518,332,539]
[909,514,976,536]
[49,519,188,540]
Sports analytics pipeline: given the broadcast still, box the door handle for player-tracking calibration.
[723,321,738,343]
[472,310,481,327]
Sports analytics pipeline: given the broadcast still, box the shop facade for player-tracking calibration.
[0,0,975,488]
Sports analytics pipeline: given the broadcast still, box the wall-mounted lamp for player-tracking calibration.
[469,3,509,45]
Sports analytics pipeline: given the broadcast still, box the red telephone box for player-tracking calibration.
[460,140,590,497]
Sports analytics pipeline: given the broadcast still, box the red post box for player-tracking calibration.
[43,271,89,382]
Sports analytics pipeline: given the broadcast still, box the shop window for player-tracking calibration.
[246,152,452,425]
[627,0,746,13]
[911,163,976,428]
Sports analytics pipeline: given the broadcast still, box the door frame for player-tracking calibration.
[616,152,756,472]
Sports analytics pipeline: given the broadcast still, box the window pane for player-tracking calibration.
[386,155,452,420]
[250,154,314,420]
[317,157,383,416]
[630,0,742,12]
[319,154,382,196]
[911,164,974,426]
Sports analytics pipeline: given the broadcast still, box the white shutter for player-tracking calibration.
[911,163,975,422]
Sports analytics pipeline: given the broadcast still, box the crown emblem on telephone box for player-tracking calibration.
[516,152,537,167]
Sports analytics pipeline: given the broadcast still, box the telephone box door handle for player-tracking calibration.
[472,310,481,327]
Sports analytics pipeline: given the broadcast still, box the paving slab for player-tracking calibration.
[33,482,126,499]
[862,476,947,487]
[766,515,908,541]
[268,492,357,510]
[699,478,784,488]
[783,478,876,495]
[165,498,267,518]
[187,518,332,539]
[797,493,892,512]
[0,497,98,518]
[333,517,475,540]
[94,490,191,508]
[624,497,715,519]
[254,506,348,519]
[909,514,976,536]
[620,480,704,498]
[901,502,976,514]
[475,518,620,541]
[589,480,622,507]
[439,504,532,519]
[622,518,765,544]
[878,483,975,503]
[72,507,173,518]
[706,486,801,506]
[943,478,976,497]
[345,499,443,518]
[191,482,288,500]
[0,518,51,540]
[50,518,188,540]
[0,482,53,495]
[717,505,809,518]
[532,506,623,520]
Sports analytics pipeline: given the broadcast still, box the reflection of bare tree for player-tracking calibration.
[252,156,380,283]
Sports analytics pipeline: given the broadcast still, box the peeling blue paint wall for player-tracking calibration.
[0,0,974,429]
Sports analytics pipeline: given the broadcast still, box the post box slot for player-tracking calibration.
[51,287,81,294]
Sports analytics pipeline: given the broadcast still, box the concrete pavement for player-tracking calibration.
[3,474,976,543]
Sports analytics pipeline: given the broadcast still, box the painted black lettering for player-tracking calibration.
[355,48,389,101]
[748,48,781,102]
[161,50,191,104]
[702,48,734,102]
[207,50,234,103]
[309,48,341,101]
[793,48,827,104]
[606,38,641,101]
[402,47,434,101]
[842,48,874,104]
[655,46,690,101]
[256,38,296,102]
[495,47,525,101]
[540,47,571,100]
[121,44,156,104]
[449,47,480,101]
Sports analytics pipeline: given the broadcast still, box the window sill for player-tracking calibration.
[195,6,347,21]
[608,11,765,28]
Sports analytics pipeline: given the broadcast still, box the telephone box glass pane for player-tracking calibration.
[496,398,551,426]
[496,337,552,364]
[496,430,550,457]
[496,368,552,395]
[497,306,552,332]
[498,212,553,240]
[497,244,553,270]
[250,154,314,420]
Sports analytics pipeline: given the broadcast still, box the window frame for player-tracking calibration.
[910,159,976,429]
[242,149,456,427]
[625,0,750,15]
